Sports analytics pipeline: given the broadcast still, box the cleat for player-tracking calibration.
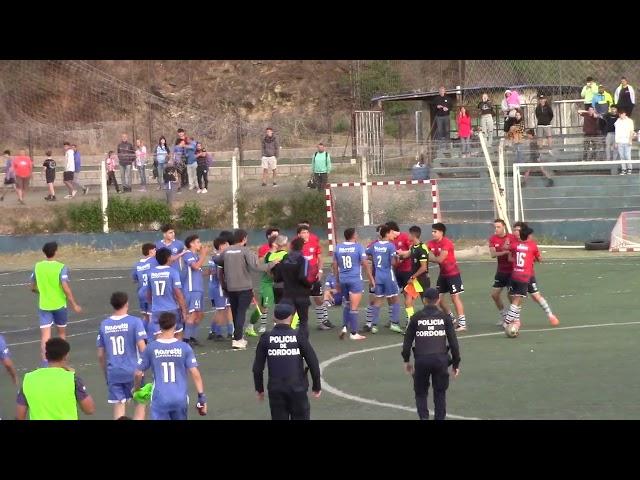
[258,325,267,333]
[321,319,335,329]
[389,323,403,333]
[496,319,505,327]
[455,324,467,332]
[317,322,332,331]
[339,326,347,340]
[231,339,246,350]
[350,333,366,340]
[361,324,372,333]
[548,314,559,327]
[244,326,258,337]
[207,332,216,340]
[190,338,202,346]
[371,326,379,334]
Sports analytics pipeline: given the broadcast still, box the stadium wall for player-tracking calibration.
[0,220,615,255]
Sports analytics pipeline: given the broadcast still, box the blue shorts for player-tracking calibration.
[138,289,151,315]
[186,291,204,313]
[151,402,188,420]
[39,307,68,328]
[375,274,400,297]
[150,309,183,335]
[339,279,364,297]
[210,283,229,310]
[108,381,134,404]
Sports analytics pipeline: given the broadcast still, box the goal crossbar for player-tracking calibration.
[325,179,440,253]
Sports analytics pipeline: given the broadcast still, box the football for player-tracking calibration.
[505,323,520,338]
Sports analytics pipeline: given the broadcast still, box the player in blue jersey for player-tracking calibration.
[181,234,210,347]
[365,225,402,333]
[206,236,234,341]
[147,248,188,339]
[134,311,207,420]
[131,243,157,323]
[96,291,148,420]
[155,224,185,273]
[322,273,342,307]
[333,228,374,340]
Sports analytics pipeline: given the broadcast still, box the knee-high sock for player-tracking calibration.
[371,305,381,325]
[505,304,521,325]
[349,310,359,334]
[537,297,552,315]
[391,303,401,324]
[342,303,350,328]
[227,322,234,335]
[260,312,268,326]
[366,305,373,326]
[457,315,466,326]
[315,305,327,324]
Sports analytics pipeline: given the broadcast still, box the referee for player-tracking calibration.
[402,288,460,420]
[253,302,321,420]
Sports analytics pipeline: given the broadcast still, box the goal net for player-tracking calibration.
[325,179,440,252]
[610,211,640,252]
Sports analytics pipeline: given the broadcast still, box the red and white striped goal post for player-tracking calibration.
[324,179,441,253]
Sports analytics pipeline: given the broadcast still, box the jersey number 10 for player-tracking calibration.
[110,336,125,355]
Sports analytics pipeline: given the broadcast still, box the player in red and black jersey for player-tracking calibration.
[488,219,517,326]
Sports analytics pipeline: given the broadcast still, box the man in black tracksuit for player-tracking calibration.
[272,237,313,340]
[402,288,461,420]
[253,302,321,420]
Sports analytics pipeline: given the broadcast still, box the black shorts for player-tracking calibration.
[417,276,431,297]
[310,281,322,297]
[45,172,55,184]
[63,171,74,181]
[395,270,412,290]
[528,276,539,294]
[509,279,529,297]
[437,274,464,295]
[493,271,511,289]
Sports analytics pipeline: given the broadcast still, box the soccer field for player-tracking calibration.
[0,255,639,420]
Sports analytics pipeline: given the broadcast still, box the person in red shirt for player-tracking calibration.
[12,149,33,205]
[258,227,280,260]
[428,223,467,332]
[488,219,517,326]
[511,222,559,327]
[297,222,334,330]
[386,221,414,327]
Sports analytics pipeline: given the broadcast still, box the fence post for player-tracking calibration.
[232,148,239,229]
[100,158,109,233]
[361,153,370,226]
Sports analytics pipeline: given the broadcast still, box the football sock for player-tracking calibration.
[371,305,381,325]
[457,315,466,327]
[391,303,401,324]
[349,310,359,334]
[538,298,552,315]
[505,305,521,324]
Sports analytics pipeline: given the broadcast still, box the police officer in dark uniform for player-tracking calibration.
[402,288,460,420]
[252,302,321,420]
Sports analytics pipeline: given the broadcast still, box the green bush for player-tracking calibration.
[106,196,170,231]
[67,201,103,232]
[178,202,204,230]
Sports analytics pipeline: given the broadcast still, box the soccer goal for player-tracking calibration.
[325,179,441,252]
[610,211,640,252]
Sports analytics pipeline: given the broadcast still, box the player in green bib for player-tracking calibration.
[30,242,82,365]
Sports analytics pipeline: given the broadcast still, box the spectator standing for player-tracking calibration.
[534,94,554,149]
[195,142,210,193]
[615,109,634,174]
[117,133,135,193]
[42,150,57,201]
[433,86,452,146]
[506,110,525,164]
[477,93,495,145]
[184,135,198,191]
[581,77,599,110]
[63,142,78,199]
[155,136,170,190]
[72,144,88,195]
[579,106,601,161]
[106,151,120,193]
[592,84,614,119]
[501,89,521,118]
[614,77,635,116]
[521,130,554,187]
[311,142,331,192]
[261,127,279,187]
[135,139,147,191]
[0,150,15,201]
[12,149,32,205]
[603,105,620,161]
[456,107,472,157]
[173,139,186,192]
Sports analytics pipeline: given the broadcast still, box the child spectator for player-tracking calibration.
[457,106,472,157]
[43,150,57,201]
[106,151,120,193]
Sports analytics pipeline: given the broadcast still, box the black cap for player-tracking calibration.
[423,288,439,301]
[273,302,295,320]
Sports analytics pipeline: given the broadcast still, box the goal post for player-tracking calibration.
[325,179,441,253]
[610,211,640,252]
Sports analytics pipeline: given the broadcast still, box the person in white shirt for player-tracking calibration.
[135,139,148,191]
[614,109,635,175]
[63,142,78,199]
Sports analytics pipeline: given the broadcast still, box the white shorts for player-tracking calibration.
[261,156,277,170]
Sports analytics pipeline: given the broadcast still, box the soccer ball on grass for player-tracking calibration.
[504,323,519,338]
